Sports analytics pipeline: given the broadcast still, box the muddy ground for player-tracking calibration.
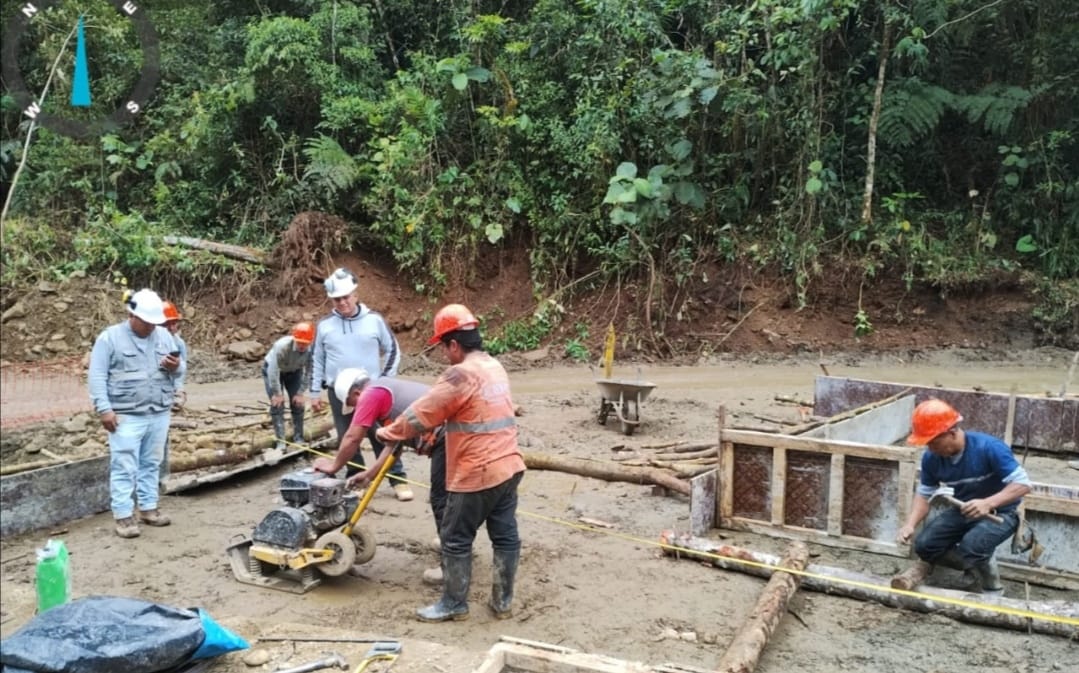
[2,348,1078,672]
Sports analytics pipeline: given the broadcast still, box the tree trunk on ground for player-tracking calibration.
[522,453,690,496]
[169,419,334,473]
[161,236,267,265]
[891,560,933,591]
[716,541,809,673]
[658,531,1079,639]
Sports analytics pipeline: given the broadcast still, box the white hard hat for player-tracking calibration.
[126,289,167,325]
[324,268,358,299]
[334,367,370,413]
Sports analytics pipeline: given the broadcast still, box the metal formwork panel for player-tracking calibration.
[784,450,830,530]
[842,457,900,540]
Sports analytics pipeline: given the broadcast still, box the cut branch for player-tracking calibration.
[716,541,809,673]
[161,236,267,265]
[522,453,690,496]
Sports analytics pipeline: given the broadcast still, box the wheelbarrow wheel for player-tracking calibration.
[597,399,610,425]
[620,420,636,436]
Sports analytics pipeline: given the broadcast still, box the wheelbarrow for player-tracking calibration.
[595,378,656,435]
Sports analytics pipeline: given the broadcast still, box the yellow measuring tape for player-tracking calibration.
[291,441,1079,629]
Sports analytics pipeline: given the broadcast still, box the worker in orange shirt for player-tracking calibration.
[372,304,525,622]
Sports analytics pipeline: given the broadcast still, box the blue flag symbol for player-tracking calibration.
[71,16,91,107]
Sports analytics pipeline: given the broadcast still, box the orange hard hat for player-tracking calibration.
[907,399,963,446]
[292,321,316,344]
[428,304,479,345]
[163,301,182,322]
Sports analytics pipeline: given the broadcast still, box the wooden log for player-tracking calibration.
[891,560,932,591]
[716,541,809,673]
[658,531,1079,639]
[0,458,63,476]
[775,395,813,407]
[161,235,267,265]
[522,453,690,496]
[170,419,199,430]
[651,447,717,461]
[169,419,334,474]
[643,442,716,453]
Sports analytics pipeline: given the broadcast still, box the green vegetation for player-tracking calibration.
[2,0,1077,343]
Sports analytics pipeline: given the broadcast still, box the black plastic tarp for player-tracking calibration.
[0,596,243,673]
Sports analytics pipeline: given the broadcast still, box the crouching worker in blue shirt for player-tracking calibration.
[897,399,1031,596]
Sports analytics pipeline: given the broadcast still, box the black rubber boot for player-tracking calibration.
[270,409,286,450]
[971,557,1004,596]
[416,553,471,622]
[488,549,519,619]
[291,407,305,444]
[935,548,967,571]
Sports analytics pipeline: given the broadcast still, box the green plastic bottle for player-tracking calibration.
[35,539,71,613]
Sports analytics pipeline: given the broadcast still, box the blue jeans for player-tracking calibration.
[914,507,1019,568]
[441,471,524,557]
[108,411,171,518]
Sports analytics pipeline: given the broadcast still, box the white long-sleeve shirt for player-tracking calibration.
[310,304,400,393]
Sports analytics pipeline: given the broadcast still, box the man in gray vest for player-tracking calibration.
[313,368,446,583]
[88,289,185,539]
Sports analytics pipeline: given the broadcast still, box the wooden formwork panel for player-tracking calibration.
[717,430,918,556]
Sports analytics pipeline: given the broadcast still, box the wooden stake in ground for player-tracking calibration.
[716,541,809,673]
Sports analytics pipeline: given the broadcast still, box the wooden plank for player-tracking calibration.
[771,447,787,526]
[725,517,907,557]
[689,470,717,537]
[827,453,845,535]
[718,441,734,521]
[998,563,1079,592]
[896,460,915,545]
[721,429,921,462]
[1025,494,1079,518]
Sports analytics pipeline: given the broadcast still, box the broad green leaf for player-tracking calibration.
[466,66,492,82]
[1004,173,1019,187]
[667,98,691,118]
[603,183,627,204]
[806,177,823,194]
[616,187,638,203]
[485,221,504,244]
[809,160,823,173]
[699,86,718,105]
[673,181,706,209]
[648,164,672,180]
[669,140,692,162]
[515,113,531,130]
[616,162,637,179]
[1016,234,1038,253]
[505,197,522,213]
[633,178,653,198]
[610,208,637,225]
[452,73,469,90]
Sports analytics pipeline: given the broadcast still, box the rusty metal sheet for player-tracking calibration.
[784,451,830,530]
[731,445,771,521]
[843,457,900,541]
[814,376,1079,453]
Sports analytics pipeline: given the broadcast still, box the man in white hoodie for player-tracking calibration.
[309,267,413,501]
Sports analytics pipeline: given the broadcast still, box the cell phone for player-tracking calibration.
[169,350,181,357]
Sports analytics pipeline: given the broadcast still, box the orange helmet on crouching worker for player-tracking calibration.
[907,399,963,446]
[428,304,479,345]
[163,301,182,322]
[291,321,315,345]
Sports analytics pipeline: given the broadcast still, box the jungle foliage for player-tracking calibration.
[1,0,1077,339]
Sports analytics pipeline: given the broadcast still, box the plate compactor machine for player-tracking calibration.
[226,448,400,593]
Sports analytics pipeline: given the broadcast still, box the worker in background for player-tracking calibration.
[375,304,525,622]
[314,368,447,584]
[897,399,1031,595]
[262,322,316,450]
[88,289,184,539]
[160,301,188,482]
[309,267,412,501]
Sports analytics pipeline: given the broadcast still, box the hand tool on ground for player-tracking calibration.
[352,641,402,673]
[275,653,348,673]
[928,486,1003,523]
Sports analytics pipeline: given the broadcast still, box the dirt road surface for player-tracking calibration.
[2,349,1077,672]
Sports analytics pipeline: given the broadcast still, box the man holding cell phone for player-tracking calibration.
[88,289,186,539]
